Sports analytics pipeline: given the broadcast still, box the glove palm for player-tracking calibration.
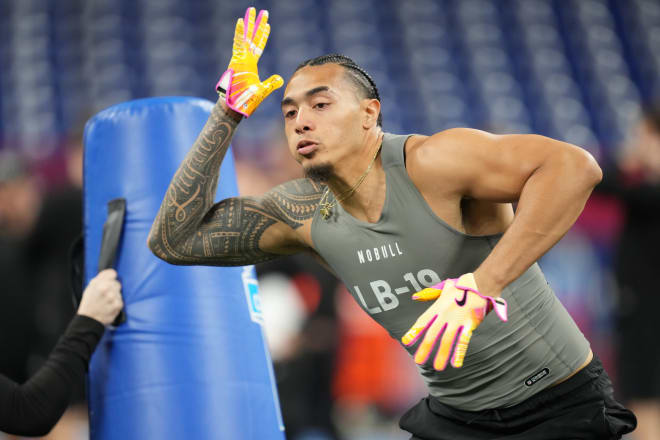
[401,273,508,370]
[216,7,283,117]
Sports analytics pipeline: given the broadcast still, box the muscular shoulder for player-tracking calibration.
[405,129,515,233]
[405,128,492,165]
[260,178,325,229]
[405,128,491,197]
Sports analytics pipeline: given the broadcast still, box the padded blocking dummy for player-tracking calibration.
[83,97,284,439]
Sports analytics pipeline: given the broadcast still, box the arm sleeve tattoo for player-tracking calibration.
[147,101,324,266]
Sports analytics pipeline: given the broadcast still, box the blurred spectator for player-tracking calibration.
[21,131,87,439]
[598,104,660,440]
[0,152,42,237]
[258,256,342,440]
[0,128,89,439]
[26,131,84,358]
[236,134,342,439]
[0,150,42,404]
[331,286,426,440]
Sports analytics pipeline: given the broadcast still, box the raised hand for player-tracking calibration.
[216,7,284,117]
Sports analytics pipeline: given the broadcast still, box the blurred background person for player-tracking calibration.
[236,133,344,440]
[22,125,86,440]
[597,105,660,440]
[0,128,97,439]
[0,151,43,436]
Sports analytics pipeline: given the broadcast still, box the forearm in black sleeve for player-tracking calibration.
[0,314,104,436]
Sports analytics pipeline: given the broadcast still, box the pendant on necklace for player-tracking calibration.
[320,203,332,219]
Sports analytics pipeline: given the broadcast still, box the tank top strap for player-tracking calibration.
[380,133,410,169]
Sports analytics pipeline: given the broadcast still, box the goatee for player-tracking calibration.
[304,163,334,183]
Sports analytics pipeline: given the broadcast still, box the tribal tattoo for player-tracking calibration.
[261,179,325,228]
[148,101,324,266]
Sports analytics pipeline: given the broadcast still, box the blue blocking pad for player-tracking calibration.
[83,97,284,439]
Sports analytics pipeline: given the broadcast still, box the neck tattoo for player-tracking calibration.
[319,137,383,220]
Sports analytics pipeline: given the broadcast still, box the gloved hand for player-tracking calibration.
[216,7,284,117]
[401,273,508,371]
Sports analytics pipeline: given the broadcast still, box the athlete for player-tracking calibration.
[148,7,636,439]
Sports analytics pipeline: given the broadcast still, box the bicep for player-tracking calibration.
[414,128,586,202]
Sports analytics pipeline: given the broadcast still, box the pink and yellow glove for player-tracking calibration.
[401,273,508,371]
[216,7,283,117]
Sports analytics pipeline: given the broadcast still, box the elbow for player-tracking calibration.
[146,221,159,253]
[555,145,602,189]
[146,231,182,265]
[146,234,203,266]
[146,231,158,256]
[576,150,603,188]
[4,383,64,437]
[146,231,161,259]
[27,420,57,437]
[8,414,59,437]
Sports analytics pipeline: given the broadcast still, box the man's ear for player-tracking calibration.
[362,98,381,129]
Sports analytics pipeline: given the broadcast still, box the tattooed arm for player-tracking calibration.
[147,100,323,266]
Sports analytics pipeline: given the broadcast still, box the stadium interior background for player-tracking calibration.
[1,0,658,439]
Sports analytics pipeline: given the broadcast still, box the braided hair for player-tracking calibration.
[295,54,383,127]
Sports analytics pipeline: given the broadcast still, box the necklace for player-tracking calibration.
[319,138,382,220]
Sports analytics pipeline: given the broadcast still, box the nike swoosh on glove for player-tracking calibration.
[401,273,507,370]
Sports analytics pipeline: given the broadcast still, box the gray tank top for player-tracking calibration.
[311,133,590,411]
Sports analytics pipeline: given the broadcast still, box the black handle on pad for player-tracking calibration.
[98,198,127,326]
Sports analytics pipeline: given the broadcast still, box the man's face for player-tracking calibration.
[281,63,365,180]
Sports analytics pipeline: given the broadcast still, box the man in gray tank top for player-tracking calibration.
[147,7,635,439]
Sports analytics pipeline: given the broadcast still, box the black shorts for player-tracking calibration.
[399,356,636,440]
